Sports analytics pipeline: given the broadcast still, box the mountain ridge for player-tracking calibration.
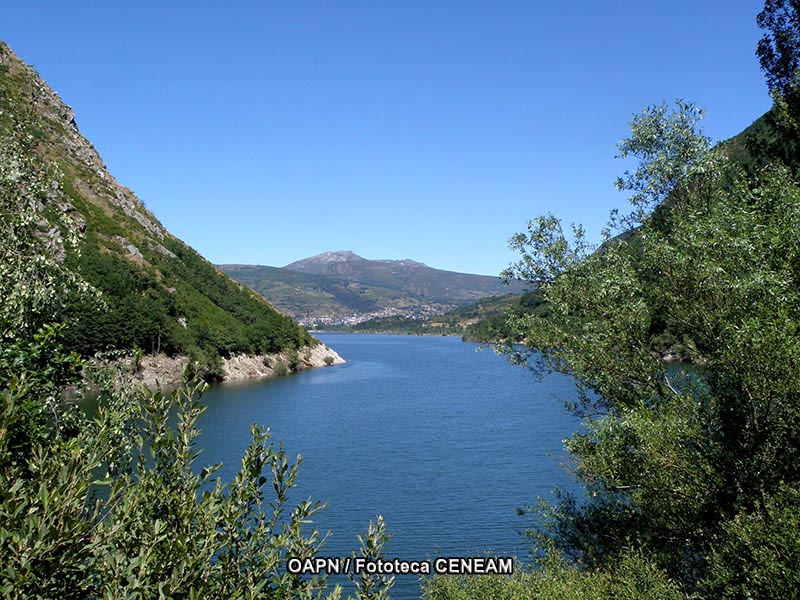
[220,252,526,325]
[284,250,428,271]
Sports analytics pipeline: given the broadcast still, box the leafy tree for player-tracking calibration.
[611,101,711,230]
[0,129,100,355]
[503,101,800,597]
[0,127,100,460]
[757,0,800,123]
[756,0,800,167]
[0,121,390,599]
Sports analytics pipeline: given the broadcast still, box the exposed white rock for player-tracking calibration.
[133,343,345,389]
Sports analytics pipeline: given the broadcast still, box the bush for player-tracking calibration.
[702,483,800,599]
[1,365,399,598]
[287,349,300,371]
[273,360,288,376]
[422,552,684,600]
[503,102,800,593]
[186,346,225,382]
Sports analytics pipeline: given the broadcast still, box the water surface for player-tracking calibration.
[198,334,582,599]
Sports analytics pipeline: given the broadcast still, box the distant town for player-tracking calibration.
[297,306,437,328]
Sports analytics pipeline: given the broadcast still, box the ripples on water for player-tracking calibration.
[198,334,583,599]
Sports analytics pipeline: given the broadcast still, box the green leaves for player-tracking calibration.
[350,516,394,600]
[0,131,101,348]
[611,100,712,232]
[505,101,800,596]
[0,366,386,599]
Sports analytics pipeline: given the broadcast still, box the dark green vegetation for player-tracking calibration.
[220,251,525,321]
[428,3,800,598]
[0,41,392,600]
[459,291,549,342]
[341,291,547,342]
[0,41,313,373]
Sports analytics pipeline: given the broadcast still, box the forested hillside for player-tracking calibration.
[0,41,313,368]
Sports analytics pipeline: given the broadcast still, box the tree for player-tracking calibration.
[504,102,800,597]
[612,101,711,230]
[0,121,393,599]
[756,0,800,168]
[757,0,800,122]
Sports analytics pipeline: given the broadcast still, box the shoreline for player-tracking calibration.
[312,329,464,338]
[130,343,345,389]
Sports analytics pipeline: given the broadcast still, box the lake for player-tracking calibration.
[198,333,583,599]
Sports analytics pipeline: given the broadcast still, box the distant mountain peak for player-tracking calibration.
[310,250,363,264]
[285,251,430,272]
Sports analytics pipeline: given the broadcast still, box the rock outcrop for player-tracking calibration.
[135,344,345,389]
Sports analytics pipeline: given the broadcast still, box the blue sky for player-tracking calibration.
[5,1,771,276]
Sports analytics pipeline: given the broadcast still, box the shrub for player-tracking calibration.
[273,360,288,376]
[186,346,225,382]
[422,552,684,600]
[287,349,300,371]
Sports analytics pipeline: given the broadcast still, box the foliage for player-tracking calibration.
[503,99,800,597]
[758,0,800,125]
[0,381,106,598]
[422,552,683,600]
[0,131,97,461]
[611,101,711,230]
[273,360,289,376]
[0,129,100,348]
[702,482,800,599]
[287,348,301,372]
[349,516,394,600]
[186,345,226,382]
[756,0,800,168]
[461,291,549,343]
[88,381,332,599]
[1,349,397,599]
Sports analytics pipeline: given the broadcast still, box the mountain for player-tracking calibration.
[282,251,511,302]
[0,41,314,363]
[220,252,527,324]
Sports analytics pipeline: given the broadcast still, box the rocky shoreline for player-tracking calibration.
[132,343,345,388]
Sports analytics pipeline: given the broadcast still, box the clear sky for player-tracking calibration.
[5,1,771,276]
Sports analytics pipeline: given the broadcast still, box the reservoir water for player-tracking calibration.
[198,333,583,599]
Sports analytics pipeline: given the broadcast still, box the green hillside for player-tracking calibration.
[220,251,526,322]
[219,263,430,319]
[283,250,523,302]
[0,41,313,363]
[341,291,548,340]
